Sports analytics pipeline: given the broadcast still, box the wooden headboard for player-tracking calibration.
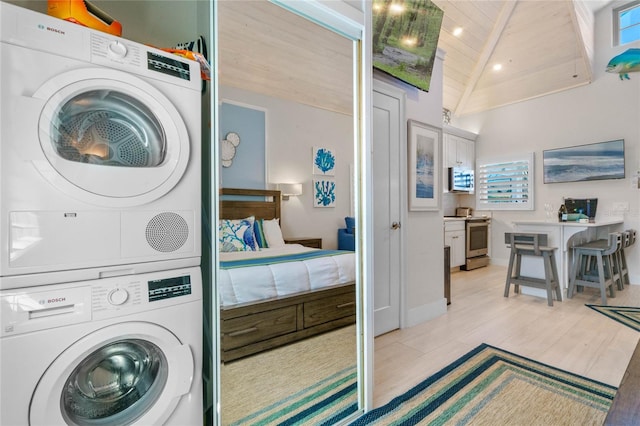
[219,188,281,222]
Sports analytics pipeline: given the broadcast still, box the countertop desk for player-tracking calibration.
[512,218,624,300]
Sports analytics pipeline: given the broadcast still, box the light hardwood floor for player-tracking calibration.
[373,264,640,408]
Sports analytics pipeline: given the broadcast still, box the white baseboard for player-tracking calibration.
[404,297,447,329]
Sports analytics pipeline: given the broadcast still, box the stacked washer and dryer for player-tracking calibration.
[0,3,203,425]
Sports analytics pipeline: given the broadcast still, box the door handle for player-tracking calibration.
[391,222,401,230]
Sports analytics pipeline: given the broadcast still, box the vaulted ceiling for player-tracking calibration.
[219,0,612,119]
[432,0,612,118]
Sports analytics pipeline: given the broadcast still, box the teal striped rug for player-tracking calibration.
[586,305,640,332]
[351,344,616,425]
[230,365,358,425]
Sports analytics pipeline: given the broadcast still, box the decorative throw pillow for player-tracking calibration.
[263,218,285,248]
[253,219,268,249]
[219,216,257,252]
[345,216,356,234]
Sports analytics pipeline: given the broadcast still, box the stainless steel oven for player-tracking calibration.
[462,218,490,270]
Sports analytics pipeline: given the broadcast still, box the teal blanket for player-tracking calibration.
[220,250,347,269]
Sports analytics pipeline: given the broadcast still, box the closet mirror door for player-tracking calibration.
[216,0,364,424]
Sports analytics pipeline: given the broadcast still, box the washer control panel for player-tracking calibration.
[0,268,201,336]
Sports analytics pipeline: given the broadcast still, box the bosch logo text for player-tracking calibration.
[38,24,65,35]
[46,27,65,35]
[47,297,66,303]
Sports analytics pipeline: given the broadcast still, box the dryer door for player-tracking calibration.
[33,68,191,207]
[29,322,194,426]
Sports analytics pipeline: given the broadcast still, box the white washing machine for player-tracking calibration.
[0,3,202,288]
[0,267,203,425]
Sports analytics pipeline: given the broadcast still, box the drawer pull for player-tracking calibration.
[227,327,258,337]
[336,302,355,309]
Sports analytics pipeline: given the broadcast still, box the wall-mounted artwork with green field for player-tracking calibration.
[372,0,444,92]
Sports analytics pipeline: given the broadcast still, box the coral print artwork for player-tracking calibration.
[313,147,336,176]
[314,180,336,208]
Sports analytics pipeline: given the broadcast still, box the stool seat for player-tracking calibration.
[504,233,561,306]
[568,233,621,305]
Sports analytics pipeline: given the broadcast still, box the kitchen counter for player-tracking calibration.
[512,217,624,300]
[443,217,466,221]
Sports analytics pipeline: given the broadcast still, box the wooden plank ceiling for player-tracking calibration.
[218,0,353,116]
[218,0,610,118]
[432,0,608,117]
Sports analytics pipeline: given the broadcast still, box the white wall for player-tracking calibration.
[453,1,640,283]
[373,49,447,328]
[219,85,354,249]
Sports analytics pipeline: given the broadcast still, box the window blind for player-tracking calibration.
[476,153,534,210]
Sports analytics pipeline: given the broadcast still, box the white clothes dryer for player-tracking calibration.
[0,267,203,425]
[0,3,202,288]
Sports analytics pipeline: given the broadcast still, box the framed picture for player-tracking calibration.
[543,139,625,184]
[312,146,336,176]
[408,120,441,211]
[313,179,336,207]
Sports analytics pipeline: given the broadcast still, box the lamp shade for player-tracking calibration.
[277,183,302,196]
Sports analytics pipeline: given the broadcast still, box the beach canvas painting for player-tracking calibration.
[543,140,625,184]
[408,120,440,210]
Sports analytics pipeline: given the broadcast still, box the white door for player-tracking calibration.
[373,82,403,336]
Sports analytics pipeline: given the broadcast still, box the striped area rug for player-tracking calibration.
[586,305,640,332]
[229,365,358,425]
[351,344,616,425]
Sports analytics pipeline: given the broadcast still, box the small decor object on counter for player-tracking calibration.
[558,203,567,222]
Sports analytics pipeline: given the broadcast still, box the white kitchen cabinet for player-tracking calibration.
[444,220,466,268]
[442,126,476,193]
[445,134,474,169]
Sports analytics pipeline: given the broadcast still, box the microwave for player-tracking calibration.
[449,167,474,192]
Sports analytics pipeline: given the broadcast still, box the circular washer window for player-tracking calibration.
[61,339,167,425]
[51,90,166,168]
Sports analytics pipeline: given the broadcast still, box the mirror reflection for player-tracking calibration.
[217,1,359,424]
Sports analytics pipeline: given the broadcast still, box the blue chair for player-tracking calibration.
[338,228,355,251]
[338,216,355,251]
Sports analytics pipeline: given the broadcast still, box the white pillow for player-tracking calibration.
[263,218,285,248]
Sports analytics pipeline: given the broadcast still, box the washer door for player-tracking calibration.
[30,322,194,426]
[34,68,190,207]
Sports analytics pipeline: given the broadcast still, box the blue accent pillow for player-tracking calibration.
[253,219,268,249]
[345,216,355,234]
[219,217,257,252]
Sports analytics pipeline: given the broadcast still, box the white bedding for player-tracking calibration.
[219,245,355,307]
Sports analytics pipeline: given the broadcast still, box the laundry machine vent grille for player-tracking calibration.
[146,212,189,252]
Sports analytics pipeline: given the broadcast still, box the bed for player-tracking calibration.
[219,188,356,362]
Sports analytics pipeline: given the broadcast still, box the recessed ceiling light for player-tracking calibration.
[493,63,503,71]
[453,27,463,37]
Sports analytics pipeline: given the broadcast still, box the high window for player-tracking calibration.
[614,1,640,45]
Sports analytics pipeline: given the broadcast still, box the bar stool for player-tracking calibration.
[618,229,635,287]
[504,233,561,307]
[568,233,622,305]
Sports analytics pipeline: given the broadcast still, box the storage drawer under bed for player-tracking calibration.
[221,305,297,350]
[303,291,356,328]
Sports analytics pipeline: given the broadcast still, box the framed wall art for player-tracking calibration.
[543,139,625,184]
[313,179,336,208]
[408,120,441,211]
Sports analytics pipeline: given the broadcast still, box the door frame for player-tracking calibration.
[372,78,407,332]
